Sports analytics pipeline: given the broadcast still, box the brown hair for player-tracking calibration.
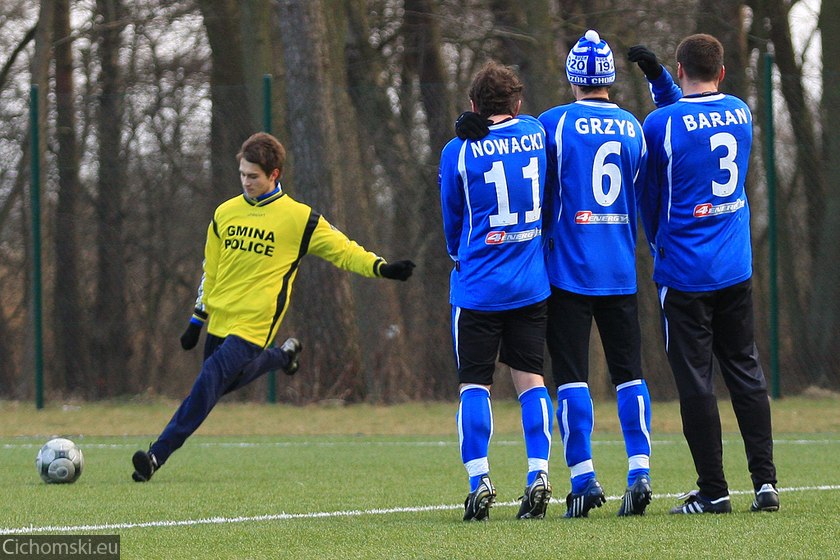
[676,34,724,82]
[236,132,286,177]
[468,61,524,119]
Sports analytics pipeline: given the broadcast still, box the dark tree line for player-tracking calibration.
[0,0,836,403]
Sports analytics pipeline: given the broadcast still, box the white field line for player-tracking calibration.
[3,438,838,450]
[1,485,839,535]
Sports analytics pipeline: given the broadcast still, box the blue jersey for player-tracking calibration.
[640,91,754,291]
[439,115,550,311]
[538,100,646,295]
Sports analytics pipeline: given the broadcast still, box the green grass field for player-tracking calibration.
[1,397,838,559]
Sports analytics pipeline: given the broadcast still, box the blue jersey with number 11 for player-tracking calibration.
[439,116,550,311]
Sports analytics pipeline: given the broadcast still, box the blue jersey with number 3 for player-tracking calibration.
[439,116,550,311]
[640,92,753,291]
[539,100,647,295]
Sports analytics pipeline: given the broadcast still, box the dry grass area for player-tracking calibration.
[0,393,837,438]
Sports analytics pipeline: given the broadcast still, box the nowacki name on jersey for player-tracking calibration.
[469,133,544,158]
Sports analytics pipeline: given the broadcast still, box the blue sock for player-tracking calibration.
[557,383,595,493]
[616,379,652,486]
[519,386,553,485]
[458,385,493,492]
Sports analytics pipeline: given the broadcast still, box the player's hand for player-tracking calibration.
[455,111,491,141]
[379,260,416,281]
[628,45,663,79]
[180,322,202,350]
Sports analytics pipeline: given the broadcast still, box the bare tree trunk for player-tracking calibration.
[53,0,88,393]
[807,0,840,387]
[316,1,415,401]
[197,0,257,212]
[754,0,824,254]
[402,0,458,398]
[695,0,749,100]
[276,0,365,402]
[489,0,564,113]
[93,0,130,396]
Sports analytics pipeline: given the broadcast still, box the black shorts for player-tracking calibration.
[453,300,547,386]
[546,287,642,386]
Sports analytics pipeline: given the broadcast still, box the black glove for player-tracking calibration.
[628,45,663,80]
[180,322,202,350]
[455,111,491,141]
[378,260,416,281]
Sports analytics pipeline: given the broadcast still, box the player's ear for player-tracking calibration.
[513,98,522,117]
[718,65,726,85]
[470,98,477,113]
[270,168,281,181]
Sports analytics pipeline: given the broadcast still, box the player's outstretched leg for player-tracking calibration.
[131,447,159,482]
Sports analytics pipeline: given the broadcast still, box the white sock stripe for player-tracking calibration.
[560,399,570,463]
[527,458,549,473]
[517,385,544,398]
[628,454,650,471]
[557,382,589,391]
[615,379,643,392]
[638,394,651,450]
[464,457,489,477]
[457,400,464,452]
[488,398,494,441]
[540,397,552,455]
[459,384,490,395]
[569,460,595,478]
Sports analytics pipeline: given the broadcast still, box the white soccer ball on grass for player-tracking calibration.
[35,437,84,483]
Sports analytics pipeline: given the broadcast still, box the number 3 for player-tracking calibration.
[710,132,738,197]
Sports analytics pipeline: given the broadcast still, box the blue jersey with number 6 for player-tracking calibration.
[640,93,753,291]
[539,100,646,295]
[439,115,550,311]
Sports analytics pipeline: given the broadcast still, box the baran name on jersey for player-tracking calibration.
[574,117,637,137]
[682,108,749,132]
[484,227,541,245]
[223,224,276,256]
[470,133,544,158]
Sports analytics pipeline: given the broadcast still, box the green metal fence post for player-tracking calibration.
[764,53,781,399]
[263,74,278,404]
[30,85,44,409]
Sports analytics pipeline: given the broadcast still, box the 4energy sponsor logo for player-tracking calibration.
[693,198,745,218]
[574,211,629,224]
[484,227,541,245]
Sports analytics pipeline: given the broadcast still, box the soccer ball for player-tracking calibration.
[35,438,84,483]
